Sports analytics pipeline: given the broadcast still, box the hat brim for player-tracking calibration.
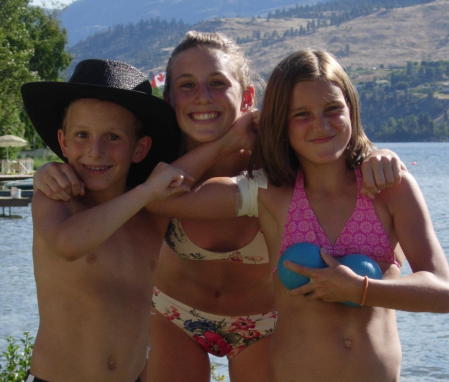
[21,81,181,187]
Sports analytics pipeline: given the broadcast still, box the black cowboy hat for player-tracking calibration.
[21,58,181,188]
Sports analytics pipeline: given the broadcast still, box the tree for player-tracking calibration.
[0,0,34,141]
[25,6,71,81]
[0,0,71,156]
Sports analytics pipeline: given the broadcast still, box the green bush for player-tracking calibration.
[0,332,228,381]
[0,332,34,382]
[33,155,62,170]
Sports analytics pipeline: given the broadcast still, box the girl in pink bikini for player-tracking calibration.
[154,49,449,381]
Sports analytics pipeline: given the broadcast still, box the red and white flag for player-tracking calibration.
[151,71,166,88]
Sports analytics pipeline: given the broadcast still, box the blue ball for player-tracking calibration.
[339,254,383,307]
[277,242,325,290]
[339,254,383,279]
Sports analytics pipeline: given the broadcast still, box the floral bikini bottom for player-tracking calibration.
[152,286,277,358]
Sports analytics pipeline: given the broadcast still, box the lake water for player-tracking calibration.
[1,142,448,381]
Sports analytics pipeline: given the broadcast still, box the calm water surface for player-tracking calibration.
[1,142,448,381]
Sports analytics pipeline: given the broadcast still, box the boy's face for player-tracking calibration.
[58,98,151,196]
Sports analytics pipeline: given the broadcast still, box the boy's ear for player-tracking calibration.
[57,129,68,157]
[240,86,255,112]
[132,136,152,163]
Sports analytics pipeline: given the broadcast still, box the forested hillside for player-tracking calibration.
[266,0,433,19]
[65,0,449,141]
[69,19,190,71]
[69,0,449,74]
[59,0,320,44]
[359,61,449,141]
[236,0,435,45]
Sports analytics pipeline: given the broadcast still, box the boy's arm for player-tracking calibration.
[147,176,240,219]
[33,162,187,261]
[144,112,257,218]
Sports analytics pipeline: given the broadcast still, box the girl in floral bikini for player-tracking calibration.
[152,49,449,381]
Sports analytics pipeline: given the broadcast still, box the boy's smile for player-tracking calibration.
[58,98,147,200]
[81,164,113,174]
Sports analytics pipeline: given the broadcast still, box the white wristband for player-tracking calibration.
[232,169,268,217]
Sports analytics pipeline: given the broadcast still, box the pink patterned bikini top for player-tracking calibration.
[280,169,397,265]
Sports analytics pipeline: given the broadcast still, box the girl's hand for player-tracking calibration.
[285,249,364,304]
[34,162,84,201]
[361,149,407,199]
[220,110,259,156]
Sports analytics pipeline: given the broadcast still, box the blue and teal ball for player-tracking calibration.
[339,254,383,307]
[277,242,325,289]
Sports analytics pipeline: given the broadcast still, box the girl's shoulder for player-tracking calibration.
[377,171,422,210]
[259,178,294,225]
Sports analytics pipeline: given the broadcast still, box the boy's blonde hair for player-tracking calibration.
[255,50,373,187]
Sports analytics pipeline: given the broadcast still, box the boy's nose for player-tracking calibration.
[88,139,104,158]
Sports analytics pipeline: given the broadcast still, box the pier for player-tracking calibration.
[0,174,34,182]
[0,174,33,217]
[0,196,32,217]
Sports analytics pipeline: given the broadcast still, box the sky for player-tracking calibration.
[30,0,76,9]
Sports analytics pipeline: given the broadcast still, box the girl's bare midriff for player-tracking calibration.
[270,266,402,382]
[155,215,275,316]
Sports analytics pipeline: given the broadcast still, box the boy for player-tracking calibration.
[20,59,187,382]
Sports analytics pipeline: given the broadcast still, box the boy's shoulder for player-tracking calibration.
[32,189,72,217]
[32,190,86,242]
[32,188,88,217]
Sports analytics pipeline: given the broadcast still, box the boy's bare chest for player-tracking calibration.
[79,218,163,282]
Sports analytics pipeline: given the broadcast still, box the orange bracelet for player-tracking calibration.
[359,276,369,306]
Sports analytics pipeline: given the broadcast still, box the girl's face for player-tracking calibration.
[287,79,352,166]
[168,46,246,149]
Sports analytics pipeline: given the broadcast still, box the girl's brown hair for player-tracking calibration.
[255,50,373,187]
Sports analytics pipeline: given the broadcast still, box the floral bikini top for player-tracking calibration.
[164,218,269,264]
[280,168,398,265]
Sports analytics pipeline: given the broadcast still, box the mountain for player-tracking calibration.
[59,0,322,45]
[224,0,449,76]
[68,0,449,78]
[64,0,449,140]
